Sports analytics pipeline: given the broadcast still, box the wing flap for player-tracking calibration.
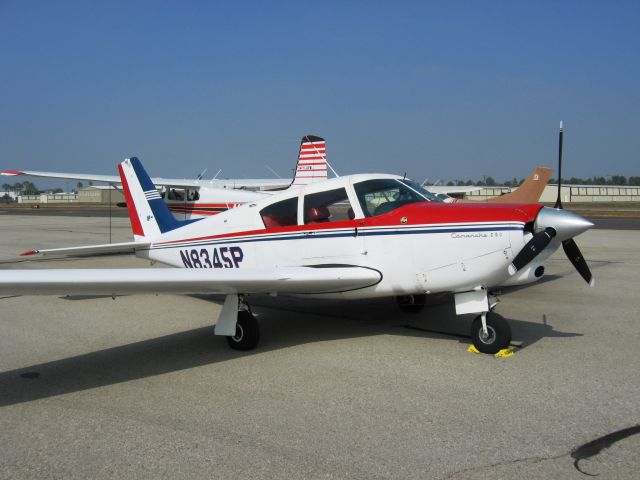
[0,266,381,296]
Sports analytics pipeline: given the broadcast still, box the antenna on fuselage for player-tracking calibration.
[554,120,564,209]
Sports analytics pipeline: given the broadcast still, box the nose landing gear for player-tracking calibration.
[455,289,512,355]
[470,311,511,354]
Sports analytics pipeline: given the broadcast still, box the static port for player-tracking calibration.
[534,266,545,278]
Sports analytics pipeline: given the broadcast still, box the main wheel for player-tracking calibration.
[396,294,427,313]
[470,313,511,354]
[226,311,260,351]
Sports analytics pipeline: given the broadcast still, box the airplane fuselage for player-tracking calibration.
[137,196,551,299]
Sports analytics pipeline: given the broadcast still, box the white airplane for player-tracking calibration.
[1,135,329,219]
[1,125,594,354]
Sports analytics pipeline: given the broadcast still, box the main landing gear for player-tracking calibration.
[396,294,427,313]
[215,294,260,351]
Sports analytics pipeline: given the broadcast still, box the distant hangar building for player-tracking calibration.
[464,184,640,203]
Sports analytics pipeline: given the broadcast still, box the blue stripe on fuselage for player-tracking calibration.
[149,224,523,251]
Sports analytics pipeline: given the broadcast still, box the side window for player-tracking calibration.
[187,189,200,201]
[167,188,185,201]
[260,197,298,229]
[303,188,353,224]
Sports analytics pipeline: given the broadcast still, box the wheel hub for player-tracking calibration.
[478,325,497,344]
[232,324,244,343]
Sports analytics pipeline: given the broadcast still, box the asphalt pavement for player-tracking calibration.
[0,215,639,479]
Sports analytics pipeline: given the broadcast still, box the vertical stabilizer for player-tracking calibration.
[118,157,195,240]
[289,135,328,188]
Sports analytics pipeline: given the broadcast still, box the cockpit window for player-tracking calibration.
[303,188,353,224]
[354,179,432,217]
[260,197,298,228]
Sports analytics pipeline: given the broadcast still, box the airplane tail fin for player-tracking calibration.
[485,167,552,203]
[289,135,328,188]
[118,157,197,240]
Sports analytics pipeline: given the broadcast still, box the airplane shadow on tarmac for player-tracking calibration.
[0,295,581,407]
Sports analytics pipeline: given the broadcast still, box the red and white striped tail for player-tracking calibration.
[290,135,328,187]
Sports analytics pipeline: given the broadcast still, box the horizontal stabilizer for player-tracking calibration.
[20,241,151,257]
[0,266,382,296]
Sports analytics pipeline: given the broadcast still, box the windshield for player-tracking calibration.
[354,178,435,217]
[399,179,443,203]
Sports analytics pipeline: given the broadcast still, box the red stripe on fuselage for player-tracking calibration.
[155,202,543,247]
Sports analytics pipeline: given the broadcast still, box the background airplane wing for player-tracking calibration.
[1,169,121,184]
[1,169,289,190]
[0,266,382,296]
[427,186,483,194]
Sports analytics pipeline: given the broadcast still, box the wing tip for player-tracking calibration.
[20,249,39,256]
[1,169,25,176]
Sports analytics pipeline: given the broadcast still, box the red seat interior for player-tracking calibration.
[307,207,331,223]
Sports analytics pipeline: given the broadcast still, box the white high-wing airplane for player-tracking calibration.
[1,126,594,354]
[1,135,329,219]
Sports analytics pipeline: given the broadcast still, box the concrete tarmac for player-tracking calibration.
[1,215,639,479]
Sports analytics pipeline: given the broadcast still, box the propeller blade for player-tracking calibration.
[554,120,564,209]
[562,238,595,286]
[508,227,557,275]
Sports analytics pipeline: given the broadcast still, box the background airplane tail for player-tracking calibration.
[485,167,552,203]
[289,135,328,188]
[118,157,196,240]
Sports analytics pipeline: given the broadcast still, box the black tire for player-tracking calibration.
[470,313,511,354]
[226,311,260,351]
[396,294,427,314]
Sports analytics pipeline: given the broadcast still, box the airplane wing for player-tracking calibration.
[19,241,151,257]
[1,169,121,184]
[0,266,382,296]
[1,169,289,190]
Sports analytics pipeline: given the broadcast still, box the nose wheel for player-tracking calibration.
[470,312,511,354]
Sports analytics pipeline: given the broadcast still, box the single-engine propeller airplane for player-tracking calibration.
[0,123,594,354]
[2,135,330,219]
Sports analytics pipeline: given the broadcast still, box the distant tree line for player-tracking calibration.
[445,175,640,187]
[2,181,40,195]
[1,181,88,196]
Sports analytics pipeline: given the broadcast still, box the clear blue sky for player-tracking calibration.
[1,0,638,186]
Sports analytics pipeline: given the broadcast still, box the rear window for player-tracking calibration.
[260,197,298,228]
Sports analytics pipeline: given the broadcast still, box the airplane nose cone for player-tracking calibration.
[534,207,594,241]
